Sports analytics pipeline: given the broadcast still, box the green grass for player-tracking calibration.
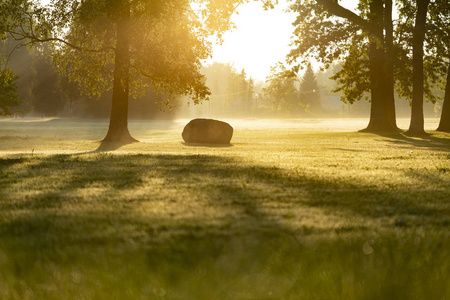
[0,118,449,299]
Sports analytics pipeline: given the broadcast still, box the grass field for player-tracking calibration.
[1,118,449,299]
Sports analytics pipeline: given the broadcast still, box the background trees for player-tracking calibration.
[263,74,299,115]
[31,47,65,117]
[299,64,321,113]
[0,68,20,116]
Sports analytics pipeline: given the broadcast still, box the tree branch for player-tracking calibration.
[316,0,382,38]
[7,29,114,53]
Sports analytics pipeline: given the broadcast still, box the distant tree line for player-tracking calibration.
[1,38,179,120]
[186,62,323,118]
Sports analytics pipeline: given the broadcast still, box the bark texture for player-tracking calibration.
[103,0,137,144]
[384,0,398,129]
[437,64,450,132]
[362,0,398,132]
[408,0,430,135]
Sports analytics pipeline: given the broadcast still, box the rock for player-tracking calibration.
[182,118,233,144]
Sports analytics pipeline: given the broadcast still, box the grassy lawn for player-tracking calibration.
[1,118,449,299]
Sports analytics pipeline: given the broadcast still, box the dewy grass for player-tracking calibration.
[0,118,449,299]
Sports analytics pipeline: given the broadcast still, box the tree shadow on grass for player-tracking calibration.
[181,142,234,148]
[2,153,449,241]
[1,153,449,298]
[375,132,450,152]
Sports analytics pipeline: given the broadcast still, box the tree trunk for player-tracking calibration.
[316,0,398,132]
[437,64,450,132]
[384,0,398,130]
[102,1,137,144]
[362,0,397,132]
[408,0,430,135]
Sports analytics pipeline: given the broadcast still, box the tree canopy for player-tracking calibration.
[287,0,449,133]
[1,0,254,142]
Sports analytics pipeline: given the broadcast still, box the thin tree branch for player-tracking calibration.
[316,0,383,38]
[7,29,114,53]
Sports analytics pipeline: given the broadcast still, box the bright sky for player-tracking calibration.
[207,0,359,82]
[207,0,296,82]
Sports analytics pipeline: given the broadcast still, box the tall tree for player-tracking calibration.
[289,0,398,131]
[438,67,450,132]
[299,64,321,113]
[2,0,246,144]
[407,0,431,134]
[396,0,448,133]
[431,0,450,132]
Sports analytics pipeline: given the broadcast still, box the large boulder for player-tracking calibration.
[182,118,233,144]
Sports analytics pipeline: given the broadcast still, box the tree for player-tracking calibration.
[430,1,450,132]
[299,64,321,113]
[226,69,251,114]
[263,71,299,115]
[200,63,255,117]
[288,0,398,131]
[31,47,65,117]
[438,67,450,132]
[0,2,26,116]
[395,0,449,133]
[407,0,431,134]
[0,68,21,116]
[3,0,246,144]
[246,77,255,115]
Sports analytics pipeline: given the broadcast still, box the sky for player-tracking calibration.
[207,0,359,82]
[207,0,296,82]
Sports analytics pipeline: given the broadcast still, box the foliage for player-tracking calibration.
[2,0,255,105]
[263,69,299,114]
[0,68,21,115]
[31,47,65,117]
[289,0,448,108]
[288,0,369,105]
[199,63,255,116]
[329,33,371,104]
[395,0,449,105]
[43,0,210,106]
[299,64,321,112]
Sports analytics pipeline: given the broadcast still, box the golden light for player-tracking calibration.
[207,0,296,82]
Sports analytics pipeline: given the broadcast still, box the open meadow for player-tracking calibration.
[1,118,449,299]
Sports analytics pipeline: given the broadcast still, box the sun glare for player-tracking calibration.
[207,0,361,82]
[208,0,296,82]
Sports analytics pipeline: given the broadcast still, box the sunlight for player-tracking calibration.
[207,0,359,81]
[208,0,296,82]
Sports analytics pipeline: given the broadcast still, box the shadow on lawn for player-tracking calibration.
[1,154,450,299]
[376,132,450,152]
[1,153,449,239]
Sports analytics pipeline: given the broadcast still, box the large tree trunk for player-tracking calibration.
[102,1,137,144]
[408,0,430,135]
[437,64,450,132]
[316,0,398,132]
[362,0,397,132]
[384,0,398,130]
